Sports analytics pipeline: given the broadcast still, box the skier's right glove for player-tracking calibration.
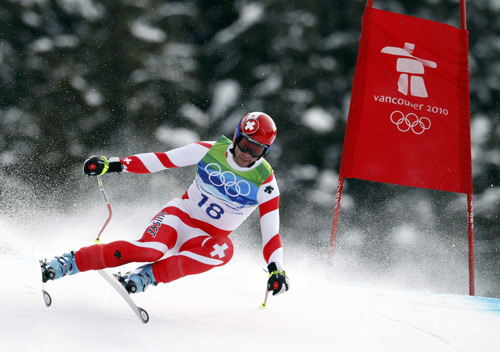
[83,156,123,176]
[267,262,290,296]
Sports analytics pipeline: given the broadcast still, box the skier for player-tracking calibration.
[41,112,290,298]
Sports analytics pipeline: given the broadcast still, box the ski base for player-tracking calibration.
[98,270,149,324]
[42,288,52,307]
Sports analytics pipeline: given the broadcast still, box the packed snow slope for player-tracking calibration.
[1,250,500,352]
[1,192,500,352]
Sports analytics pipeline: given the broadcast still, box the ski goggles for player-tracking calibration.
[236,135,267,158]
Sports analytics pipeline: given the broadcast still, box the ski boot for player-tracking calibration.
[115,264,157,294]
[40,251,80,282]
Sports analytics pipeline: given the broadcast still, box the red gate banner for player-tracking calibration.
[340,7,472,194]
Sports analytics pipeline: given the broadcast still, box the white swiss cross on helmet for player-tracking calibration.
[243,118,259,134]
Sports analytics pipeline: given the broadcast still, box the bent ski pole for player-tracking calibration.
[94,175,112,244]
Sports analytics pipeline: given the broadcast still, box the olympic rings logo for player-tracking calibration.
[204,163,251,197]
[390,110,431,135]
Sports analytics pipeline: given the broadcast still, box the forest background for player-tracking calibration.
[1,0,499,297]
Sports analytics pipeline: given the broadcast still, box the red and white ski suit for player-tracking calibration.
[74,138,282,284]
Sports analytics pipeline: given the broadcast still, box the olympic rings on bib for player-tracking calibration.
[390,110,431,135]
[205,163,251,197]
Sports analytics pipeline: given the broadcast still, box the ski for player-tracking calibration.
[98,270,150,324]
[40,265,53,307]
[32,248,52,307]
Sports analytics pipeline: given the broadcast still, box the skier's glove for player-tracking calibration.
[267,262,290,296]
[83,156,123,176]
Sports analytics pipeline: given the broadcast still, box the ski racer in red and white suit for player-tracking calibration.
[42,112,290,297]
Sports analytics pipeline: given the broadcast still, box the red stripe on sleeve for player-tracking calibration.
[263,234,282,263]
[154,152,178,168]
[263,173,274,184]
[121,156,150,174]
[259,196,280,218]
[196,142,213,149]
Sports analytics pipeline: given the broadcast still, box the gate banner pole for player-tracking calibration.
[329,176,345,258]
[461,0,474,296]
[467,193,475,295]
[460,0,467,30]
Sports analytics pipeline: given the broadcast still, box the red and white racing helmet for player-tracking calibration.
[234,112,277,157]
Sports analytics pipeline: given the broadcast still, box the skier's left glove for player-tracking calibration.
[267,262,290,296]
[83,156,123,176]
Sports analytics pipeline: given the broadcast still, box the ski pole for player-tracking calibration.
[94,175,112,244]
[260,284,269,309]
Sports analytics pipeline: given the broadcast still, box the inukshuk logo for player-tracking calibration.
[381,42,436,135]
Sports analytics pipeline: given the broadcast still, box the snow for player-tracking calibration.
[56,0,105,21]
[471,114,491,146]
[2,189,500,351]
[474,187,500,218]
[209,79,241,120]
[155,126,200,148]
[214,3,264,44]
[130,21,167,43]
[29,37,54,53]
[301,107,336,133]
[179,104,210,128]
[2,249,500,352]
